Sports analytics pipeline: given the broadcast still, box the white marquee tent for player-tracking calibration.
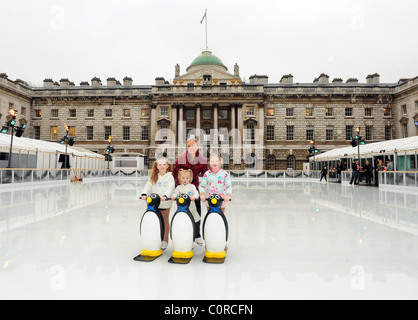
[310,136,418,171]
[0,133,105,169]
[312,136,418,161]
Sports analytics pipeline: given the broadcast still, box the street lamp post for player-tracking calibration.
[308,140,319,169]
[59,124,76,169]
[350,127,366,170]
[1,109,27,168]
[105,135,115,170]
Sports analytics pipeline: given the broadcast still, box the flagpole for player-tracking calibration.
[205,9,208,51]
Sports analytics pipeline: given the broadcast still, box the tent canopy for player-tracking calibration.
[0,133,104,159]
[311,136,418,161]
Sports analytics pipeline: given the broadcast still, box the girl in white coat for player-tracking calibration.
[141,157,175,250]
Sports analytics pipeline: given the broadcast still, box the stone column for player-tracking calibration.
[196,103,201,135]
[178,104,185,148]
[171,103,177,144]
[237,103,243,142]
[212,103,219,151]
[213,103,218,131]
[258,102,265,141]
[150,103,157,146]
[230,104,236,143]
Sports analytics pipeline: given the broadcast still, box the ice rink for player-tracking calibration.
[1,178,418,300]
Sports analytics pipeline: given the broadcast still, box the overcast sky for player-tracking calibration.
[0,0,417,86]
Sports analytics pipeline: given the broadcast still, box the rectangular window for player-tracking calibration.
[365,108,372,117]
[267,125,275,141]
[219,127,228,142]
[403,124,408,138]
[306,126,314,141]
[346,125,353,140]
[87,109,94,118]
[160,106,168,117]
[326,126,334,141]
[384,107,392,117]
[105,109,112,117]
[69,109,76,118]
[69,127,76,138]
[345,108,353,117]
[141,109,149,118]
[51,126,58,140]
[366,126,373,140]
[34,109,42,118]
[266,108,274,116]
[246,125,255,140]
[325,107,333,117]
[123,109,131,117]
[401,105,407,114]
[160,125,168,140]
[286,108,294,117]
[34,126,41,140]
[305,108,314,117]
[21,107,26,116]
[141,126,149,141]
[385,126,392,140]
[51,109,59,118]
[246,106,255,116]
[105,126,112,140]
[123,126,130,140]
[286,125,294,141]
[86,126,94,141]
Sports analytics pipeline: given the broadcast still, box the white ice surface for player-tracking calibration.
[1,179,418,300]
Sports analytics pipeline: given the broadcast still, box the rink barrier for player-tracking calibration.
[0,168,317,185]
[1,168,417,189]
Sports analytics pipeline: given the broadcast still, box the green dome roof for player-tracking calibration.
[187,51,227,71]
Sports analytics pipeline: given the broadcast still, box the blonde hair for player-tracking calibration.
[186,137,198,147]
[209,153,222,162]
[178,168,193,181]
[150,157,172,185]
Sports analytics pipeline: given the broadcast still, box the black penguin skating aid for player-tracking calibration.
[168,193,196,264]
[133,193,165,262]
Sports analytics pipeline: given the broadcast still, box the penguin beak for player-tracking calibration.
[211,198,217,205]
[179,198,185,204]
[147,197,152,203]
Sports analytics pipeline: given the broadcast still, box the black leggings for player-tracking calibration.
[194,196,202,238]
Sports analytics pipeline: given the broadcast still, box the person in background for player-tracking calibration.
[319,166,328,182]
[386,159,394,171]
[363,161,373,184]
[349,160,360,185]
[336,161,342,183]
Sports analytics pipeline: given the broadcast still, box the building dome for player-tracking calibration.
[186,50,228,72]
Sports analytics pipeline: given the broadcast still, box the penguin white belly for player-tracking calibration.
[141,212,163,251]
[204,213,227,253]
[171,212,194,252]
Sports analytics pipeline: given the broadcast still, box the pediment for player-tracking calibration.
[179,65,236,82]
[399,116,409,125]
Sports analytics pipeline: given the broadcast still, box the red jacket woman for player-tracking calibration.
[173,139,208,188]
[172,138,208,244]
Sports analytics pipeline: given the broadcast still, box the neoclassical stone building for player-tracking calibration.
[1,50,417,169]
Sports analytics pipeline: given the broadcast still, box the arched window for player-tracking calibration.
[221,153,229,170]
[287,155,296,170]
[265,155,276,170]
[245,153,256,170]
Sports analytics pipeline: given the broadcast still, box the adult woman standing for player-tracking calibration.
[173,138,208,245]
